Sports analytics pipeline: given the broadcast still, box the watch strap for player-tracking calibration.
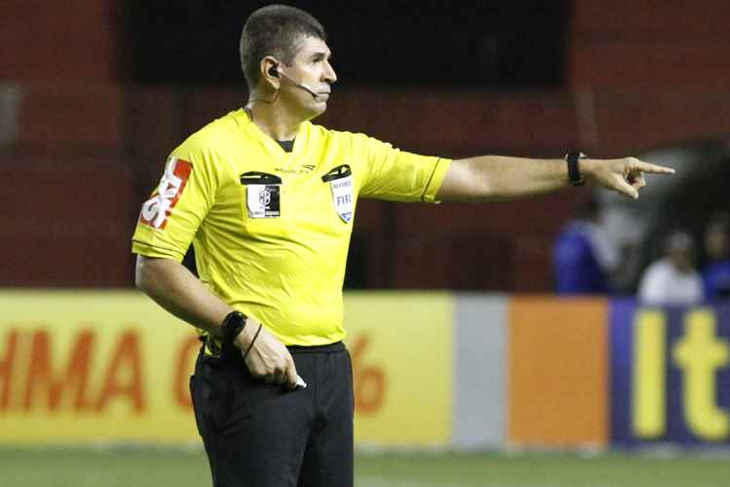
[565,152,586,186]
[221,311,247,350]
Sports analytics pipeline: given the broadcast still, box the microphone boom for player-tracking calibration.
[278,70,320,99]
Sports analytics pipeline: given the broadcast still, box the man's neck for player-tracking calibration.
[245,100,303,141]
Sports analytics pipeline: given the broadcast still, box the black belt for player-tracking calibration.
[287,341,345,354]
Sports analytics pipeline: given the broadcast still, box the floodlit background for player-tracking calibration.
[2,1,730,486]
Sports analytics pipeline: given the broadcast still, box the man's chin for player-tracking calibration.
[305,102,327,120]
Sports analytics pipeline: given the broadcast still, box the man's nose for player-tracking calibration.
[324,61,337,83]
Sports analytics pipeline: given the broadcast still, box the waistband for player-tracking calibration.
[287,341,345,354]
[202,336,345,361]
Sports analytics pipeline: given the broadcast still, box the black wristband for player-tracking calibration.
[565,152,586,186]
[221,311,247,349]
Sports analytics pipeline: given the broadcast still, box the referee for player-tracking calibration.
[132,5,674,486]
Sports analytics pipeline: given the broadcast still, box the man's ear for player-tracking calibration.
[261,56,281,89]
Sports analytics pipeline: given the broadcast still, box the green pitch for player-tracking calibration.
[1,447,729,487]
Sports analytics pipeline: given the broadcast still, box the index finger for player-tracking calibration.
[632,160,676,175]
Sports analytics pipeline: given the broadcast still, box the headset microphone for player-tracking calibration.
[271,67,321,99]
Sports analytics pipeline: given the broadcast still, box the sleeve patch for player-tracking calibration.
[139,157,193,229]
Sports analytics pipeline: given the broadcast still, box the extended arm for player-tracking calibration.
[135,255,298,387]
[436,155,674,201]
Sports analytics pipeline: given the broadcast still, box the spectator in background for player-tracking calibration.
[553,198,619,294]
[638,230,704,305]
[702,213,730,300]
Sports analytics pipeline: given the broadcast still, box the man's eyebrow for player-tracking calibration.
[310,51,332,60]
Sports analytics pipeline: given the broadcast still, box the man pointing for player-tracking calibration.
[132,5,673,486]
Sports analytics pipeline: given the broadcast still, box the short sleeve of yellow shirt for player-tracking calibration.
[131,138,226,262]
[351,132,451,203]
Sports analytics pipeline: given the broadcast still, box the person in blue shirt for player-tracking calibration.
[553,199,619,294]
[702,214,730,300]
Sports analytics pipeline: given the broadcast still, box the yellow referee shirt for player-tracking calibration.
[132,109,451,346]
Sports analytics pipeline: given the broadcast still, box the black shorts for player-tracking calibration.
[189,341,354,487]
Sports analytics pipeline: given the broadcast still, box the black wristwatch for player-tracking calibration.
[565,152,586,186]
[221,311,248,349]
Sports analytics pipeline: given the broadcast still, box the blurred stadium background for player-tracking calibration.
[3,1,730,486]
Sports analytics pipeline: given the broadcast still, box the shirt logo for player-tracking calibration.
[139,157,193,229]
[259,188,272,206]
[323,165,354,224]
[274,164,316,175]
[240,172,282,218]
[247,184,281,218]
[331,177,354,223]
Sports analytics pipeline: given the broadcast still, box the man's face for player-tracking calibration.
[668,246,694,273]
[280,36,337,118]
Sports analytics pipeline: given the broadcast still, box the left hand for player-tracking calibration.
[582,157,675,199]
